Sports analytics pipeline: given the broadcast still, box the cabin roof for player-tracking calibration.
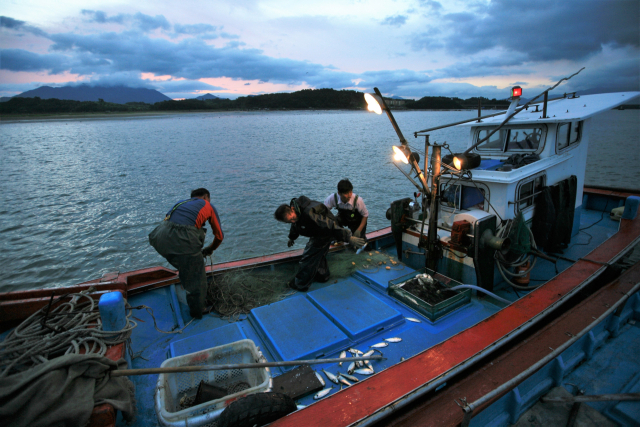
[461,91,639,126]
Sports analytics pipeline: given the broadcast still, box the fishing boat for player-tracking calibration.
[2,82,639,427]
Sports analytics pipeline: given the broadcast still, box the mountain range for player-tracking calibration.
[13,85,172,104]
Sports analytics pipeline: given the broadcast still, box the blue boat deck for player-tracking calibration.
[120,196,633,426]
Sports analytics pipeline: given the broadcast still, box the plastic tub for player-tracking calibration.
[155,339,272,427]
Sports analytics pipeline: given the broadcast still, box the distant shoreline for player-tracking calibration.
[3,105,636,124]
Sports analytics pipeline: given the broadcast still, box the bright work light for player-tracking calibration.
[392,145,411,164]
[364,93,384,115]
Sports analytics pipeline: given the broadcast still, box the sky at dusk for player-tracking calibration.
[1,0,638,100]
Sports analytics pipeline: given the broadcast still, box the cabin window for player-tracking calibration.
[476,129,506,150]
[475,125,546,153]
[440,183,486,211]
[506,128,543,151]
[557,121,582,151]
[517,174,545,211]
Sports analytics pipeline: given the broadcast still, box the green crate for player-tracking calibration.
[388,268,471,321]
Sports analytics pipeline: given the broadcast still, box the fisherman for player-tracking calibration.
[274,196,365,291]
[149,188,224,319]
[324,179,369,240]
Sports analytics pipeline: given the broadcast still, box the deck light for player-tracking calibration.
[511,86,522,98]
[392,145,411,164]
[364,93,384,114]
[451,153,482,171]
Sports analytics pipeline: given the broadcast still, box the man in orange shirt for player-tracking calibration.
[149,188,224,319]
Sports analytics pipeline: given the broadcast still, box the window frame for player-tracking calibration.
[556,120,583,153]
[514,172,546,214]
[474,124,547,155]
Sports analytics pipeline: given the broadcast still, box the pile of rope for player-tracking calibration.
[0,287,136,378]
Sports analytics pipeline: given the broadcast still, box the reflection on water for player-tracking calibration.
[0,109,638,291]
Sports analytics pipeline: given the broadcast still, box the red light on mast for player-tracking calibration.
[511,86,522,97]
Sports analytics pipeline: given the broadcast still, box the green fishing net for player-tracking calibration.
[508,212,531,256]
[205,247,402,320]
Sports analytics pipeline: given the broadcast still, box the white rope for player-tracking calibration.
[0,288,136,378]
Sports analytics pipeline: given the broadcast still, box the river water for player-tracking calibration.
[1,109,638,292]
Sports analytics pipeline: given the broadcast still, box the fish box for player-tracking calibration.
[388,268,470,321]
[155,339,272,427]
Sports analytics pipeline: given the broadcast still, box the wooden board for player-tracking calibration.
[272,365,324,400]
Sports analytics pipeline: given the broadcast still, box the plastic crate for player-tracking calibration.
[155,339,272,427]
[388,268,470,321]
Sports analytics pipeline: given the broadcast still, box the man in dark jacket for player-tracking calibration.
[149,188,224,319]
[274,196,365,291]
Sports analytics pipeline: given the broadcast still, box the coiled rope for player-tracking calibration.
[0,288,136,378]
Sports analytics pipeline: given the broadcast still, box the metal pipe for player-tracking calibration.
[542,393,640,404]
[414,110,509,136]
[426,145,441,271]
[460,281,640,426]
[477,99,482,122]
[393,162,423,192]
[543,91,548,119]
[112,355,386,377]
[374,87,407,144]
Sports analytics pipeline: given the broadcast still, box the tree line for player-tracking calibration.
[0,88,511,115]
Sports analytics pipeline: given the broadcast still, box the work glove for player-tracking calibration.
[287,239,295,247]
[202,247,214,257]
[349,236,366,249]
[353,230,362,238]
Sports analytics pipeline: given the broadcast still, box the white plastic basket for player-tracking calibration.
[155,339,272,427]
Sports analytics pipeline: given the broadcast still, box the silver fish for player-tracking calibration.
[385,337,402,343]
[339,350,347,366]
[354,368,374,375]
[405,317,422,323]
[347,362,356,374]
[339,372,359,383]
[370,342,388,348]
[314,387,334,400]
[362,349,375,359]
[322,369,339,384]
[348,348,363,356]
[338,377,352,387]
[356,360,364,368]
[365,360,374,371]
[315,371,325,387]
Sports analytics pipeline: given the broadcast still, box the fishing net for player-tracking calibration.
[508,212,531,256]
[205,247,402,321]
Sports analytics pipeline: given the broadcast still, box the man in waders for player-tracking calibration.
[274,196,365,292]
[324,179,369,242]
[149,188,224,319]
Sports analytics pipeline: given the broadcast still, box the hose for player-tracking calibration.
[495,219,540,290]
[449,285,512,305]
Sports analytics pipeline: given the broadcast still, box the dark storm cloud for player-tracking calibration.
[133,13,171,32]
[0,49,71,73]
[1,15,48,37]
[155,80,225,92]
[80,10,170,32]
[381,15,408,27]
[412,0,639,61]
[81,10,126,24]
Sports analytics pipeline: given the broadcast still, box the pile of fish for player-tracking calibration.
[313,336,404,400]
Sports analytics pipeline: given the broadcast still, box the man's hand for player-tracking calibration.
[349,236,365,248]
[202,247,214,257]
[287,239,295,247]
[353,230,362,238]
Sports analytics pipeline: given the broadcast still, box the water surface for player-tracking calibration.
[1,109,637,291]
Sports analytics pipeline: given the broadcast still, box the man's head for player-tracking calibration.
[191,188,211,202]
[274,204,298,223]
[337,179,353,204]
